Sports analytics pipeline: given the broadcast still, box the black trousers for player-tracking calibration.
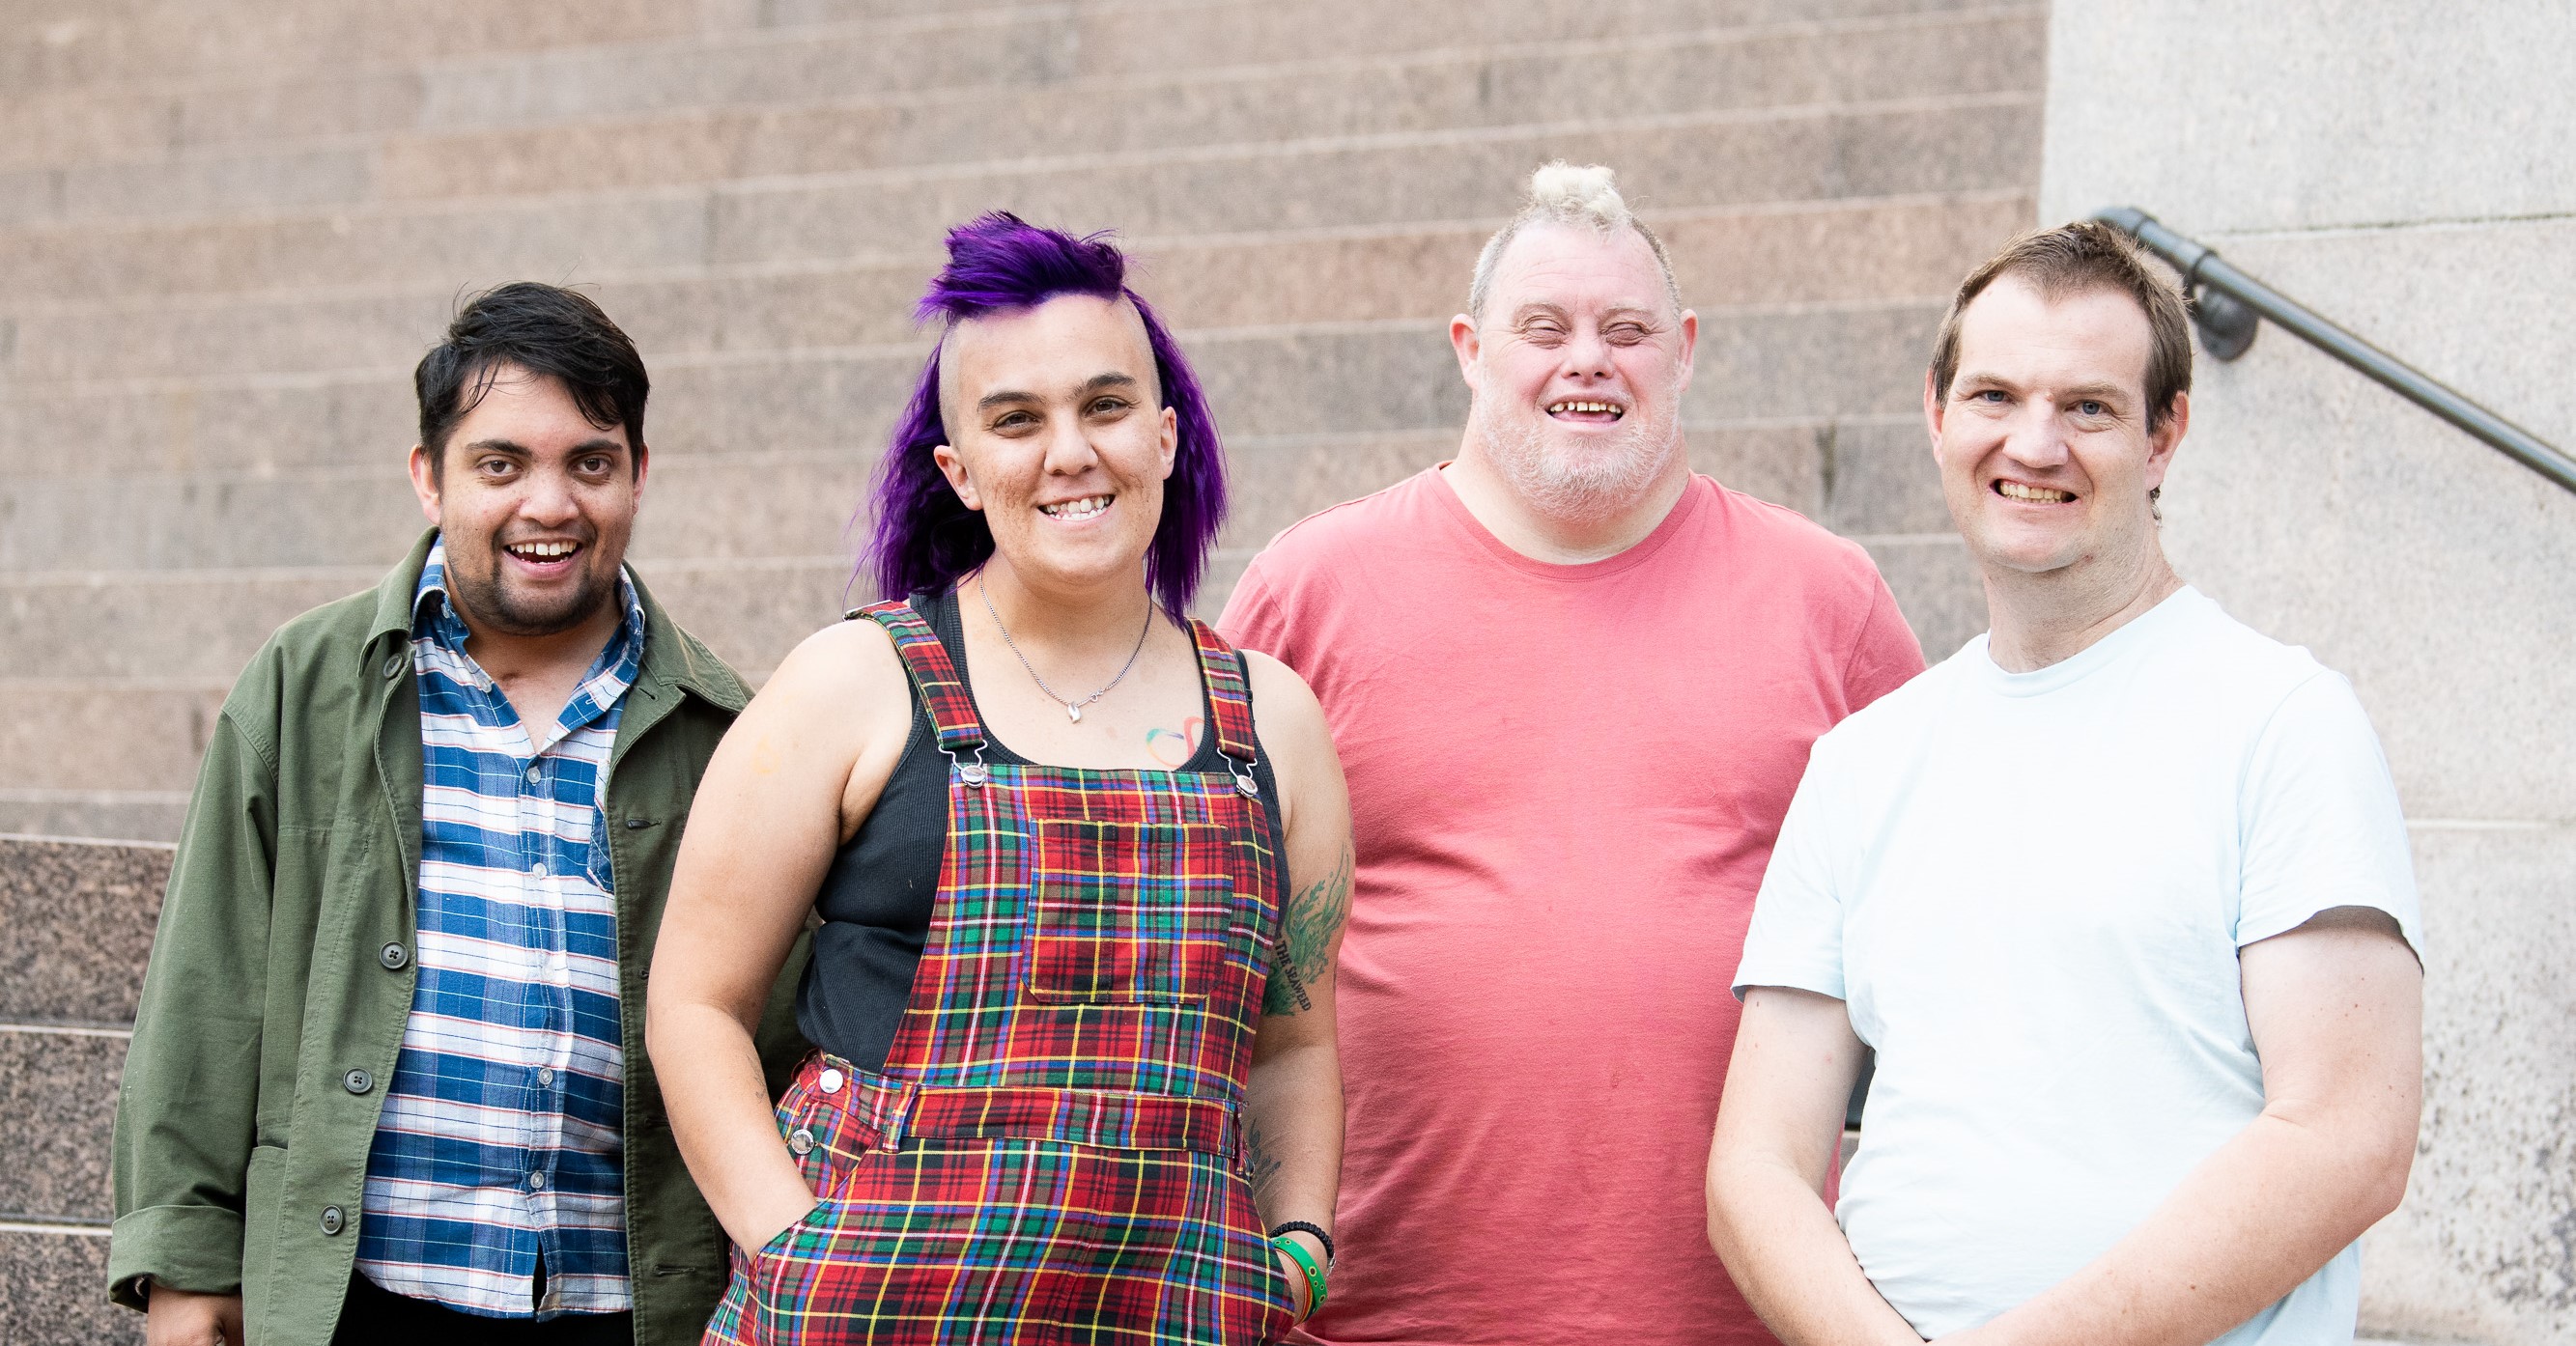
[333,1269,635,1345]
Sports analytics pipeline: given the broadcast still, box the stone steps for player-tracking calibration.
[0,835,165,1340]
[0,0,2035,1327]
[0,98,2039,306]
[0,9,2043,224]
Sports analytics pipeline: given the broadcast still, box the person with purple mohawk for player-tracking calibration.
[647,212,1352,1344]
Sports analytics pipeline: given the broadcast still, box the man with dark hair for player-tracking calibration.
[107,283,804,1345]
[1706,221,2423,1346]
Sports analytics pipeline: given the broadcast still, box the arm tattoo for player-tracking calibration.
[1263,840,1352,1018]
[1244,1109,1285,1204]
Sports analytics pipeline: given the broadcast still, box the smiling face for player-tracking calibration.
[1453,221,1697,520]
[932,294,1177,597]
[1930,275,2186,582]
[408,363,645,637]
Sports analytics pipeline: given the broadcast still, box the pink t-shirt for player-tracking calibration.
[1220,467,1925,1346]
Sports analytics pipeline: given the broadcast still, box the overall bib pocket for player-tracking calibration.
[1026,819,1233,1005]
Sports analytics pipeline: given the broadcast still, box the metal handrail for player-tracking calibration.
[2092,207,2576,496]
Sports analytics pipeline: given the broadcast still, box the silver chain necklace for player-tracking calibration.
[977,574,1154,722]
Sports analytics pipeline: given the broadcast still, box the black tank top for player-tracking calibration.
[794,590,1282,1071]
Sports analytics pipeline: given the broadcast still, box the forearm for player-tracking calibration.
[1707,1155,1922,1346]
[646,997,815,1249]
[1241,1035,1342,1232]
[1965,1110,2409,1346]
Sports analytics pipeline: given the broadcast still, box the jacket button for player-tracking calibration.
[343,1069,374,1094]
[320,1206,345,1235]
[788,1128,815,1157]
[381,654,405,680]
[379,942,409,970]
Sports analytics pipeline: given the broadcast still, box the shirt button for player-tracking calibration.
[537,1067,555,1087]
[320,1205,345,1235]
[525,765,542,784]
[343,1069,373,1095]
[379,942,409,970]
[531,861,549,880]
[529,1171,547,1191]
[788,1129,815,1157]
[818,1069,845,1096]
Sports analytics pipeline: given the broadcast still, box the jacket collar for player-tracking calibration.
[365,527,749,715]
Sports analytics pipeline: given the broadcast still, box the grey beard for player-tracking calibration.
[1474,403,1684,524]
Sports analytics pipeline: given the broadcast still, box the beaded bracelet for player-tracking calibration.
[1265,1220,1336,1270]
[1270,1232,1327,1318]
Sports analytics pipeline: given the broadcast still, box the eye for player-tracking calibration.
[1087,396,1133,417]
[576,454,614,476]
[477,456,516,476]
[2076,400,2109,418]
[1603,322,1649,344]
[991,409,1039,433]
[1521,321,1568,344]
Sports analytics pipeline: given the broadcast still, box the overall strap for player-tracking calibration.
[1186,619,1260,769]
[855,601,985,758]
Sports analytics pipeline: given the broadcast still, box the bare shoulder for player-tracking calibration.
[1239,649,1329,751]
[750,616,910,721]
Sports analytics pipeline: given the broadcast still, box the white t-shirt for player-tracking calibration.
[1735,586,2421,1344]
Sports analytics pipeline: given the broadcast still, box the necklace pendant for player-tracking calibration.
[1066,703,1083,722]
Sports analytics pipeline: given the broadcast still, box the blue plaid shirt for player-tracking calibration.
[356,540,645,1318]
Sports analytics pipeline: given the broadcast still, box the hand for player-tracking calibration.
[740,1188,823,1255]
[145,1284,243,1346]
[1272,1230,1327,1322]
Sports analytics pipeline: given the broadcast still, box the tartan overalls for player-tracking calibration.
[703,600,1299,1345]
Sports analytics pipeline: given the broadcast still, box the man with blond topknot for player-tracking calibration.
[1221,163,1925,1344]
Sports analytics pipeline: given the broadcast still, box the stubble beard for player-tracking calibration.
[447,538,617,638]
[1473,393,1684,526]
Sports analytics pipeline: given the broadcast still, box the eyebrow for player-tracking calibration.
[975,372,1143,412]
[459,437,630,456]
[1510,301,1662,323]
[1952,374,2132,402]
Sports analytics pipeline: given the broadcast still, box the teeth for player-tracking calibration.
[1998,482,2075,503]
[510,541,578,558]
[1039,495,1112,520]
[1546,401,1624,417]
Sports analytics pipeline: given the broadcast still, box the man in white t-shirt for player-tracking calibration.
[1704,220,2425,1346]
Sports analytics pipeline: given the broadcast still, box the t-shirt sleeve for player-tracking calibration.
[2235,670,2423,955]
[1215,552,1288,659]
[1841,568,1928,713]
[1732,742,1853,1002]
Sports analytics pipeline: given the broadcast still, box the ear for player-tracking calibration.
[1156,404,1178,481]
[409,444,443,526]
[1449,314,1483,392]
[1672,308,1699,394]
[630,441,650,503]
[1923,370,1948,456]
[931,442,982,512]
[2144,390,2188,491]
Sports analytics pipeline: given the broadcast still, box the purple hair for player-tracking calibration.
[864,212,1228,615]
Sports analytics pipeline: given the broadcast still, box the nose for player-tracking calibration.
[1561,323,1614,380]
[1999,404,2072,471]
[520,463,581,524]
[1043,408,1101,475]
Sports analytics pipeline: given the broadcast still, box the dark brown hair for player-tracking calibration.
[414,282,648,479]
[1927,219,2194,434]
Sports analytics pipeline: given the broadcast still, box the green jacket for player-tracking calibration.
[107,530,808,1344]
